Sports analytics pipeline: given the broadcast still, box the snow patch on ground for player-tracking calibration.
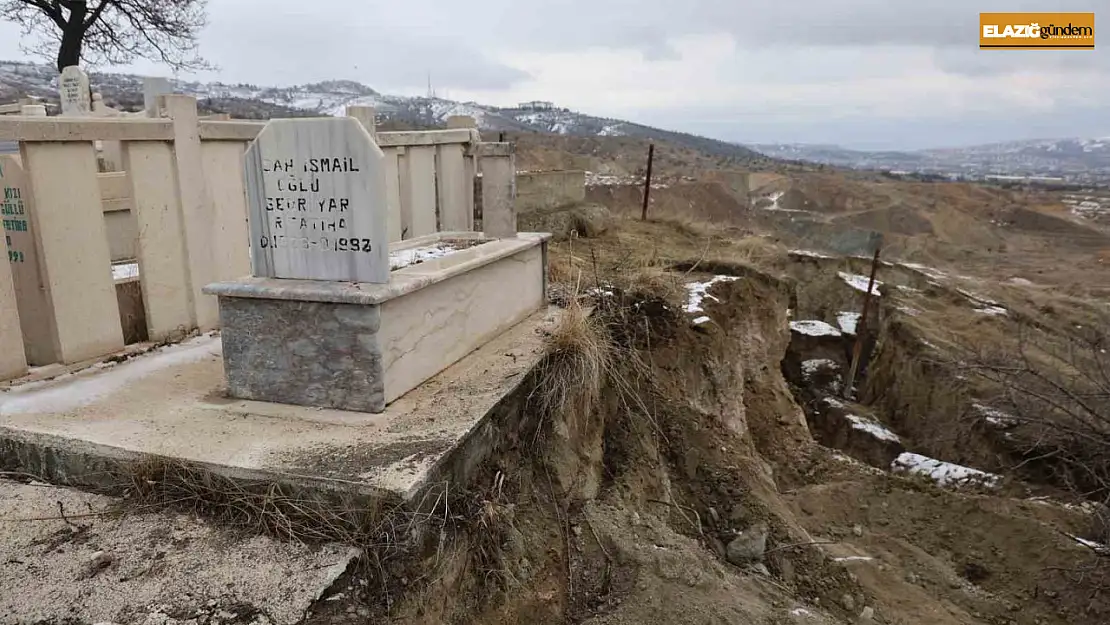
[389,244,459,270]
[112,262,139,281]
[789,249,833,260]
[836,311,861,335]
[845,414,901,443]
[891,452,1001,488]
[838,272,882,296]
[790,320,842,337]
[684,276,739,324]
[972,403,1018,428]
[0,335,220,415]
[758,191,810,214]
[802,359,839,377]
[899,262,948,281]
[897,305,921,316]
[974,305,1009,316]
[833,556,875,563]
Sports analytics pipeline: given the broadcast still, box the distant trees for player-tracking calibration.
[0,0,210,72]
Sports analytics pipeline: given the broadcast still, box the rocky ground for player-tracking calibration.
[0,480,356,625]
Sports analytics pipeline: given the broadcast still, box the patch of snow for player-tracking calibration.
[789,249,833,260]
[822,396,847,409]
[587,286,615,298]
[684,276,740,322]
[897,305,921,316]
[972,403,1018,428]
[112,262,139,281]
[389,243,459,270]
[896,284,922,294]
[899,262,948,281]
[790,320,842,337]
[790,607,816,617]
[845,414,901,443]
[836,311,861,335]
[891,452,1001,489]
[1066,532,1110,554]
[692,315,711,325]
[974,305,1009,316]
[1007,277,1034,286]
[838,272,882,296]
[597,124,626,137]
[957,287,1001,307]
[802,359,839,376]
[833,556,875,563]
[754,192,808,214]
[0,336,220,415]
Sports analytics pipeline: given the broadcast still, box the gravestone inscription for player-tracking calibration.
[244,117,389,283]
[59,65,91,116]
[0,155,52,365]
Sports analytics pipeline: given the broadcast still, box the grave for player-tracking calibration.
[204,117,549,413]
[59,66,91,117]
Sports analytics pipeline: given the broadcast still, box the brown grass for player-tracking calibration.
[531,296,614,428]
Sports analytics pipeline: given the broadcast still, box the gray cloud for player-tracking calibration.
[0,0,1106,149]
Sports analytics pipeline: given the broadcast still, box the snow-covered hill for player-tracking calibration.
[0,60,767,164]
[751,139,1110,185]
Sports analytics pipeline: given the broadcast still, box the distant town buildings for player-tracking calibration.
[518,100,554,111]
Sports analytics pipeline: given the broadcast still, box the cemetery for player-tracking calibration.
[0,67,556,505]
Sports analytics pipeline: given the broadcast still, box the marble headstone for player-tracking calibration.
[58,66,91,116]
[244,117,389,283]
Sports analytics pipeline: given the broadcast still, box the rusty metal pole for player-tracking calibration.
[843,234,884,400]
[641,143,655,221]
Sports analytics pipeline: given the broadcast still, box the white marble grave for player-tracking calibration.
[58,66,90,116]
[244,117,389,283]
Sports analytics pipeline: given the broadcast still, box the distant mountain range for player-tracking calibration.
[3,60,1109,184]
[0,60,769,166]
[749,140,1110,185]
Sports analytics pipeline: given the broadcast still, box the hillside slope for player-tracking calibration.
[0,60,767,165]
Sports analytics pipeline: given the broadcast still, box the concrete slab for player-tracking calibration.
[0,306,561,503]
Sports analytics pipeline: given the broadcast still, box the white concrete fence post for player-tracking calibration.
[478,142,517,239]
[346,105,376,138]
[121,138,194,341]
[18,139,125,363]
[162,94,219,330]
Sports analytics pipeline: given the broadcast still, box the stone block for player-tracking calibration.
[218,296,386,413]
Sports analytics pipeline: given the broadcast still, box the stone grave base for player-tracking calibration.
[204,232,550,413]
[0,305,561,503]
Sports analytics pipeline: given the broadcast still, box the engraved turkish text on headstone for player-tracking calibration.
[245,118,389,282]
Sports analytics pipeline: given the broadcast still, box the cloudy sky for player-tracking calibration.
[0,0,1106,149]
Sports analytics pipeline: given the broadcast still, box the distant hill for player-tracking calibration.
[0,60,769,166]
[750,139,1110,186]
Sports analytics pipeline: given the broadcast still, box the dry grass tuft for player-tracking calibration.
[119,458,412,550]
[533,297,614,427]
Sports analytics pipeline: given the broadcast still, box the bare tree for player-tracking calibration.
[953,322,1110,547]
[0,0,210,72]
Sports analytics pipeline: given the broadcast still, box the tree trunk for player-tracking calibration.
[55,3,89,72]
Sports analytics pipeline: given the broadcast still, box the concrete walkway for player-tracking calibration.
[0,307,561,503]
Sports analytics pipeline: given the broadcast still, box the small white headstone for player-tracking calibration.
[58,65,90,116]
[244,117,389,283]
